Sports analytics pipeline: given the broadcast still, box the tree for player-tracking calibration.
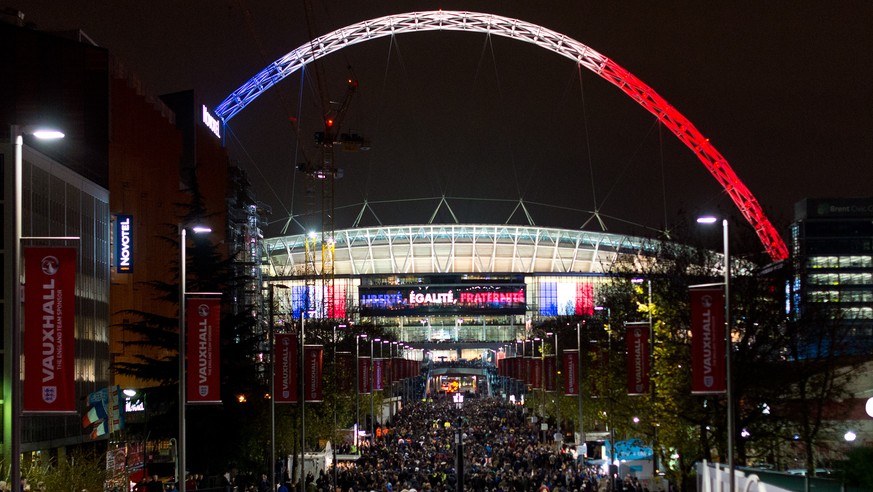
[17,448,108,492]
[111,170,262,475]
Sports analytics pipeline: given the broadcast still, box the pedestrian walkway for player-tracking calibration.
[309,395,637,492]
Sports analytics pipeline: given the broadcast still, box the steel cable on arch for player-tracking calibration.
[215,10,788,261]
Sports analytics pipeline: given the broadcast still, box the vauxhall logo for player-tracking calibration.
[700,294,715,388]
[39,255,62,402]
[197,303,212,396]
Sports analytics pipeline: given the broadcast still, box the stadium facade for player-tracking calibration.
[263,223,662,345]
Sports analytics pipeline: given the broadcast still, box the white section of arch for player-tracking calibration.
[215,11,608,122]
[262,224,659,277]
[218,10,789,261]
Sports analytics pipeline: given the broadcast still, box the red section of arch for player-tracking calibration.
[598,59,788,261]
[216,11,789,261]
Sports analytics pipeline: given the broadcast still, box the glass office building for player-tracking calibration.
[1,140,111,451]
[790,197,873,339]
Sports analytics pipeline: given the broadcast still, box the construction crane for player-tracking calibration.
[296,77,368,319]
[296,0,369,320]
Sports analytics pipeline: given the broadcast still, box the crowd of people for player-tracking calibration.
[290,394,649,492]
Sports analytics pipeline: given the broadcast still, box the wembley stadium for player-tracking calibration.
[262,220,665,350]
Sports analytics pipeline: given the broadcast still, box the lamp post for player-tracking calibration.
[331,322,342,492]
[547,331,559,441]
[576,322,584,448]
[533,336,542,426]
[10,126,65,492]
[390,341,398,407]
[355,333,367,447]
[371,338,379,443]
[698,216,734,492]
[178,224,211,492]
[633,276,658,474]
[269,284,289,492]
[297,315,305,492]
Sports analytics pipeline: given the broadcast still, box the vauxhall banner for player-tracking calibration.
[544,355,557,392]
[530,358,543,389]
[186,296,221,403]
[24,246,77,413]
[336,352,353,392]
[524,357,533,385]
[358,356,371,394]
[563,350,579,395]
[304,345,323,402]
[274,333,298,403]
[626,324,650,396]
[591,345,609,397]
[690,287,726,394]
[373,358,384,391]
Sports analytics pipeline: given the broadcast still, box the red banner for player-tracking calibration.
[304,345,323,402]
[531,358,543,389]
[358,356,371,394]
[521,355,533,386]
[544,355,556,392]
[373,358,384,391]
[626,324,650,396]
[274,333,298,403]
[691,287,726,394]
[24,247,77,413]
[591,345,609,397]
[336,352,353,392]
[399,358,408,380]
[563,350,579,395]
[186,296,221,403]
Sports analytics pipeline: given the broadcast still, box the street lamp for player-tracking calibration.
[633,276,658,474]
[391,341,399,400]
[697,216,734,492]
[576,322,584,447]
[547,331,559,438]
[371,338,380,443]
[269,284,289,492]
[533,337,542,421]
[355,333,367,447]
[178,224,211,492]
[10,126,65,492]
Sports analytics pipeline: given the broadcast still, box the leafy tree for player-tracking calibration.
[768,303,864,475]
[16,449,107,492]
[111,170,261,475]
[842,446,873,488]
[597,215,868,487]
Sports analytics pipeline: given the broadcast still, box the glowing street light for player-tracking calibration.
[697,216,734,492]
[10,126,65,492]
[178,224,211,492]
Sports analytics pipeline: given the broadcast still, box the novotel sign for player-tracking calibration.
[115,214,133,273]
[202,105,221,139]
[359,284,526,316]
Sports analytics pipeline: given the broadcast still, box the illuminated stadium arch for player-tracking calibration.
[216,10,788,261]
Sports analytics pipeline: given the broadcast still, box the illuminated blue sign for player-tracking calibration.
[116,215,133,273]
[359,284,526,316]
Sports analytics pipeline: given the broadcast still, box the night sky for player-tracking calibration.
[16,1,873,248]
